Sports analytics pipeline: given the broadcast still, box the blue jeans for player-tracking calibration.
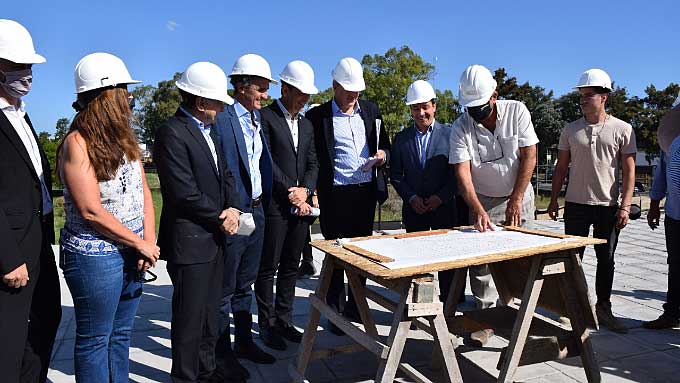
[60,248,143,383]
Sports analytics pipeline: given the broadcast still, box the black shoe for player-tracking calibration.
[273,320,304,343]
[643,314,680,329]
[297,261,316,279]
[259,323,287,350]
[327,319,345,336]
[216,350,250,380]
[234,342,276,364]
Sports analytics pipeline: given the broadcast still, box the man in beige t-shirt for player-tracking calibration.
[548,69,636,333]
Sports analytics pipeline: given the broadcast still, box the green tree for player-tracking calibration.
[37,131,58,182]
[309,87,334,106]
[493,68,559,163]
[531,102,564,164]
[362,46,435,138]
[434,89,462,125]
[136,73,182,145]
[636,83,680,161]
[54,117,70,143]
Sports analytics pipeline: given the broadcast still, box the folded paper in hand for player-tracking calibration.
[236,213,256,236]
[361,156,381,171]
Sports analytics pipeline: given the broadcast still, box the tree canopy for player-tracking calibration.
[93,45,677,162]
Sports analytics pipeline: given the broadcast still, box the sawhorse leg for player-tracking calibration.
[558,251,601,383]
[293,255,336,382]
[497,256,544,382]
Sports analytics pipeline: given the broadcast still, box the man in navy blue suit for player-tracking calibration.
[390,80,457,303]
[391,80,457,232]
[215,54,275,379]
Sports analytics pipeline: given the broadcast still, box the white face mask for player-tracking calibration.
[0,68,33,99]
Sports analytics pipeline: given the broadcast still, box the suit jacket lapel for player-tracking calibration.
[272,101,296,154]
[358,101,373,149]
[177,109,219,178]
[426,122,440,161]
[0,109,39,181]
[229,107,252,180]
[406,126,420,169]
[322,109,334,166]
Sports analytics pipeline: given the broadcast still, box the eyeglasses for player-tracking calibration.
[473,128,504,163]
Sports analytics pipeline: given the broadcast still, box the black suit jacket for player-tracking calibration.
[390,122,457,226]
[305,99,391,214]
[260,101,319,217]
[154,109,239,265]
[0,111,54,275]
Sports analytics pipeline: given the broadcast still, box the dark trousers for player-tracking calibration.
[219,205,265,346]
[321,183,376,315]
[255,214,309,325]
[301,229,313,266]
[564,202,620,304]
[664,216,680,319]
[168,254,224,383]
[0,238,61,383]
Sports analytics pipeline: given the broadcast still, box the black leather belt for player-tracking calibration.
[251,196,262,207]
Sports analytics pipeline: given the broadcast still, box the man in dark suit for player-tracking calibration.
[154,62,241,383]
[0,19,61,383]
[215,54,275,367]
[305,57,390,333]
[390,80,457,303]
[254,60,319,350]
[391,80,456,231]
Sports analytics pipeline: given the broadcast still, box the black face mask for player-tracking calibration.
[467,101,493,123]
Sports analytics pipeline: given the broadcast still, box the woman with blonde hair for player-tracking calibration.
[57,52,159,382]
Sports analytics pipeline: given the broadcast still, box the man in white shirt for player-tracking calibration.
[0,19,61,382]
[449,64,538,343]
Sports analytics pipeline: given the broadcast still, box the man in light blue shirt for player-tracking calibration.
[645,105,680,330]
[306,57,391,335]
[215,54,275,373]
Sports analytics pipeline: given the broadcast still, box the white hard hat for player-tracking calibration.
[0,19,45,64]
[574,68,612,91]
[229,53,278,84]
[74,52,140,94]
[331,57,365,92]
[176,62,234,105]
[459,65,497,107]
[279,60,318,95]
[406,80,436,105]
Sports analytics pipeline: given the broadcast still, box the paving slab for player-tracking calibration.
[47,219,680,382]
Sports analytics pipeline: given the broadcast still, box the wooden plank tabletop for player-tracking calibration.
[311,226,605,280]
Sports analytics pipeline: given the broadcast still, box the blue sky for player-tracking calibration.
[6,0,679,134]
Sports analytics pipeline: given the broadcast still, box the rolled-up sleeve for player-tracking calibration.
[649,153,666,201]
[517,102,539,148]
[448,120,471,164]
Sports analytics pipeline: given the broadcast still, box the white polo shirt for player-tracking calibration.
[449,100,538,197]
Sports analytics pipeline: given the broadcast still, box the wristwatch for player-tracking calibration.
[305,187,312,197]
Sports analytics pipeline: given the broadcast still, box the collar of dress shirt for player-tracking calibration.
[414,119,435,136]
[331,98,361,117]
[178,106,207,129]
[0,96,25,115]
[234,100,260,125]
[276,99,298,121]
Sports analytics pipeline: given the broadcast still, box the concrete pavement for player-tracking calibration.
[47,218,680,382]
